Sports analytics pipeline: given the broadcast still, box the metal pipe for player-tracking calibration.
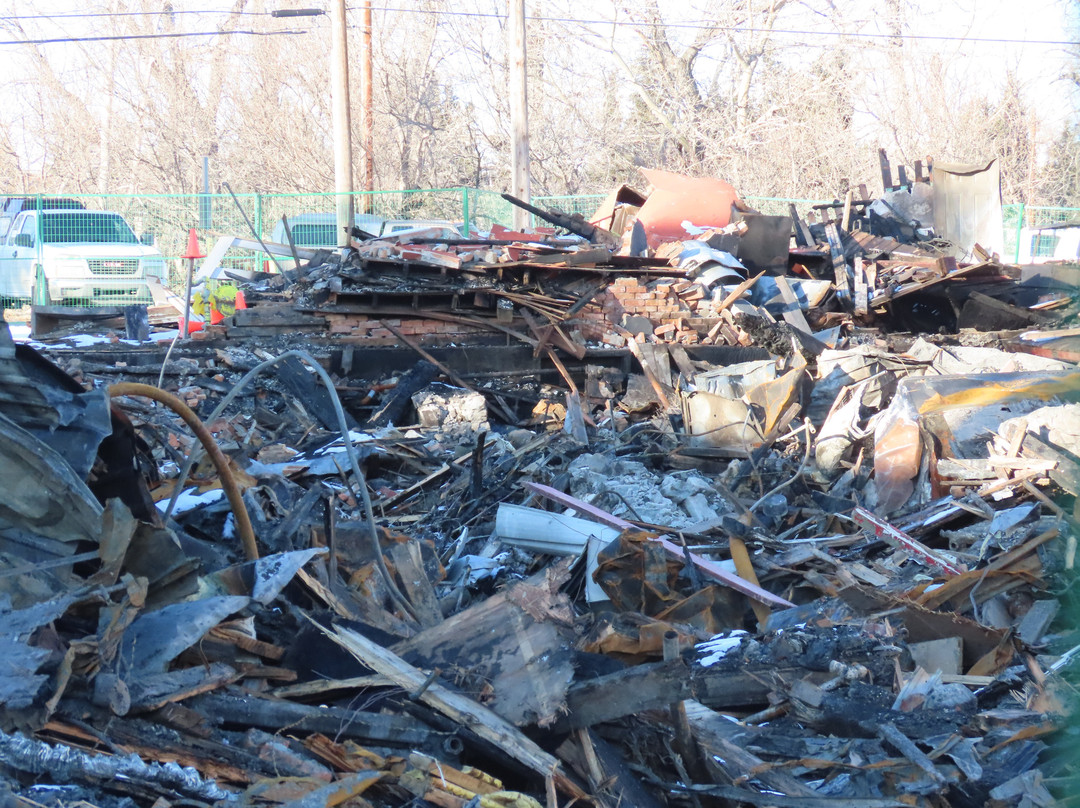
[108,382,258,563]
[181,257,194,339]
[156,349,416,621]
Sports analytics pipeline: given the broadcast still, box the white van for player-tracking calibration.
[379,219,463,239]
[270,213,386,248]
[0,210,166,302]
[1016,222,1080,264]
[270,213,462,248]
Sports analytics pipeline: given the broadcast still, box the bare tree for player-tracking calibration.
[0,0,1074,209]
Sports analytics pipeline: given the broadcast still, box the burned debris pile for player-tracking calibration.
[2,160,1078,808]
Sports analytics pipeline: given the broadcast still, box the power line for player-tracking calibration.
[0,29,309,46]
[345,5,1080,48]
[0,9,266,21]
[1,3,1074,48]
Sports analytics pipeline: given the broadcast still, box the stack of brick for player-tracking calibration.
[577,275,726,348]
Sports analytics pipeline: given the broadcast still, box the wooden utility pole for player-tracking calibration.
[508,0,530,231]
[331,0,354,246]
[360,0,374,210]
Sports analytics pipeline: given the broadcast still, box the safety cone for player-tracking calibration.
[183,228,206,260]
[210,307,225,325]
[181,229,205,338]
[235,289,247,310]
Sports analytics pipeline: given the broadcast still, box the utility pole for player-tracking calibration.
[330,0,354,247]
[360,0,374,211]
[508,0,530,231]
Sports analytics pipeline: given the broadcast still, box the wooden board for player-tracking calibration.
[393,562,576,728]
[317,620,589,802]
[825,223,852,311]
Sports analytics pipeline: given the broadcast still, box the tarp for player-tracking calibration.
[635,168,740,249]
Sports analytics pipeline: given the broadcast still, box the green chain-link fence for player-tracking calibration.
[3,190,1077,310]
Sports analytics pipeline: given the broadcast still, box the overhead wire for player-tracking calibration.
[0,8,268,20]
[0,5,1074,47]
[0,29,309,45]
[345,5,1079,48]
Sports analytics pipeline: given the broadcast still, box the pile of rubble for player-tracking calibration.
[172,160,1075,366]
[3,159,1078,808]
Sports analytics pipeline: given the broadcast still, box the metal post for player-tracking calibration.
[34,194,42,262]
[508,0,530,231]
[182,257,194,339]
[331,0,354,247]
[462,188,470,237]
[360,0,374,208]
[200,156,211,230]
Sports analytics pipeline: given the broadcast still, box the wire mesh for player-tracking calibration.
[466,189,515,232]
[743,197,831,218]
[529,193,607,227]
[259,189,470,245]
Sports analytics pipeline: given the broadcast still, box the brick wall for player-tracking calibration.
[323,314,487,345]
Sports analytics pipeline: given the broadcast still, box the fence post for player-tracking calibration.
[1013,202,1024,264]
[254,192,263,240]
[34,194,43,264]
[254,192,264,273]
[462,188,470,237]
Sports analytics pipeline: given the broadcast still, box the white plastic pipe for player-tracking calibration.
[495,503,618,603]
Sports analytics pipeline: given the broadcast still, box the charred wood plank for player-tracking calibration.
[188,692,442,749]
[386,540,443,629]
[685,700,820,798]
[1021,433,1080,496]
[379,320,518,425]
[555,659,826,731]
[276,355,360,432]
[368,360,439,427]
[789,203,814,248]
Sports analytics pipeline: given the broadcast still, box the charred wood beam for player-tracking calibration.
[188,692,445,750]
[500,192,619,247]
[554,660,832,731]
[0,729,232,802]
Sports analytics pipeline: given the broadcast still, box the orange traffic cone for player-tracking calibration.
[210,307,225,325]
[183,228,205,260]
[235,289,247,310]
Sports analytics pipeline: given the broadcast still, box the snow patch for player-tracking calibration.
[156,488,225,515]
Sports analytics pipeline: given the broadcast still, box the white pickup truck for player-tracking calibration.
[0,209,167,303]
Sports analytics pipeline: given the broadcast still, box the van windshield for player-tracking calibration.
[41,212,138,244]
